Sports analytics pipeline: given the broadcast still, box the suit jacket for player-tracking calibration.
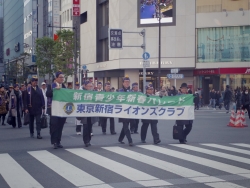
[9,90,23,117]
[118,86,132,123]
[24,86,45,115]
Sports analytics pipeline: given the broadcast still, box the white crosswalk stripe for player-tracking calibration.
[28,150,112,188]
[66,148,172,187]
[169,144,250,165]
[139,145,250,175]
[202,144,250,155]
[0,154,43,188]
[231,143,250,149]
[0,143,250,188]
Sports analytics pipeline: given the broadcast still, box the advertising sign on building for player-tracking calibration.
[138,0,176,27]
[73,0,80,16]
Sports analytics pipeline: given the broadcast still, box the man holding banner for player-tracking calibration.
[118,76,134,146]
[141,84,161,144]
[46,71,67,149]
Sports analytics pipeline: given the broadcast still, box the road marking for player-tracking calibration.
[103,146,225,184]
[67,148,172,187]
[0,153,44,188]
[205,182,246,188]
[231,143,250,149]
[202,144,250,156]
[139,145,250,175]
[28,150,112,187]
[172,144,250,165]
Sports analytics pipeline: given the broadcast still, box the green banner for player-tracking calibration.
[52,89,195,120]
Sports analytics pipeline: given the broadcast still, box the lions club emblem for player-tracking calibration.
[63,103,75,115]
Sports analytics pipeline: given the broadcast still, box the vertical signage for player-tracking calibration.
[52,0,60,35]
[109,29,123,49]
[73,0,80,16]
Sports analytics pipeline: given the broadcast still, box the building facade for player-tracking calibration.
[195,0,250,103]
[0,0,3,84]
[80,0,196,90]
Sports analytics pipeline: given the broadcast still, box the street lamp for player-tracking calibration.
[47,24,78,89]
[157,2,166,90]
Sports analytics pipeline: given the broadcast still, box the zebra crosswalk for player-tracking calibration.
[0,143,250,188]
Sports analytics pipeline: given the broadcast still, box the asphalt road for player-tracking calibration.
[0,108,250,188]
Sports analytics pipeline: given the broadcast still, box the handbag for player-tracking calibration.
[40,114,48,129]
[173,124,184,140]
[23,112,30,125]
[7,112,14,125]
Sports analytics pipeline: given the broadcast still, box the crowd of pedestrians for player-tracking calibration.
[0,71,194,149]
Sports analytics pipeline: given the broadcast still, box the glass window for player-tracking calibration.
[196,0,250,13]
[220,74,250,90]
[197,26,250,63]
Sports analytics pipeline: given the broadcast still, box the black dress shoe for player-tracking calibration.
[37,135,43,139]
[85,143,91,147]
[154,140,161,145]
[129,143,134,146]
[134,132,139,134]
[103,132,106,135]
[119,141,125,144]
[179,141,186,144]
[2,123,6,126]
[18,126,22,128]
[184,139,187,143]
[53,144,58,149]
[30,133,34,138]
[141,140,146,143]
[111,132,116,135]
[57,144,63,148]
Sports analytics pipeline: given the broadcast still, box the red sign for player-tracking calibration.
[220,68,250,74]
[53,34,59,41]
[193,69,219,76]
[72,0,80,16]
[73,7,80,16]
[73,0,80,4]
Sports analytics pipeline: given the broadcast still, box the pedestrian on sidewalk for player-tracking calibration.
[223,85,232,113]
[241,89,250,118]
[9,84,23,128]
[0,85,8,126]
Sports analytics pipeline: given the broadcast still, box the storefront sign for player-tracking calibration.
[220,68,250,74]
[193,69,219,76]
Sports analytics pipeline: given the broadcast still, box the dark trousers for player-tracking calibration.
[50,116,66,144]
[224,100,230,111]
[130,119,139,133]
[76,125,82,132]
[29,114,41,134]
[177,123,192,142]
[118,122,132,143]
[13,110,22,128]
[141,122,160,142]
[82,117,92,144]
[0,114,6,125]
[101,117,115,133]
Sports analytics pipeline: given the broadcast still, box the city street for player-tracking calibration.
[0,108,250,188]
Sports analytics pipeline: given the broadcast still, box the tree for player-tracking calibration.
[35,37,56,82]
[53,29,78,83]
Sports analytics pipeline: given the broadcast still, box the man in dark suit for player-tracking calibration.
[46,71,67,149]
[118,75,133,146]
[141,84,161,144]
[24,77,45,139]
[130,82,140,134]
[101,82,116,135]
